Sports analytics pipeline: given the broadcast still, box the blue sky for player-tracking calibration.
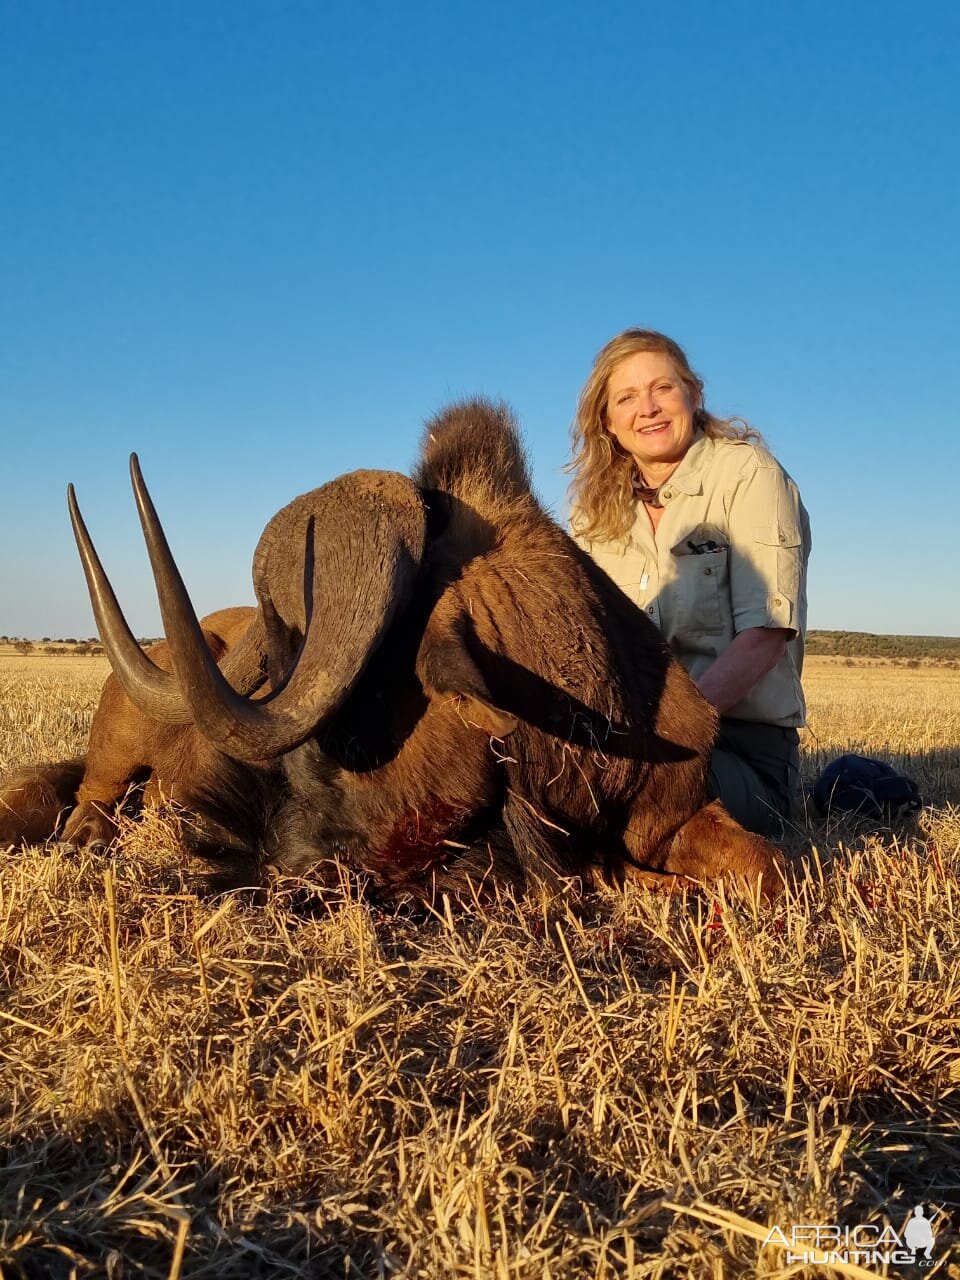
[1,0,958,638]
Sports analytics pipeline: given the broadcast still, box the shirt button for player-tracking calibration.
[773,597,782,606]
[703,567,712,576]
[661,489,673,501]
[647,606,656,615]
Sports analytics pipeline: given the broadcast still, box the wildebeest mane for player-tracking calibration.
[414,399,532,506]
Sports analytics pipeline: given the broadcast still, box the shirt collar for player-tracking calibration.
[648,430,711,498]
[627,433,711,551]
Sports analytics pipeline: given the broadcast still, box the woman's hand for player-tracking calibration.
[696,627,790,714]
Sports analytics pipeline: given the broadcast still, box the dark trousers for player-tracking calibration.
[707,719,800,837]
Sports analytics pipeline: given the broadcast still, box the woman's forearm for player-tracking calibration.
[696,627,790,714]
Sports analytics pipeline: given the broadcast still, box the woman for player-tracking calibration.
[569,328,810,836]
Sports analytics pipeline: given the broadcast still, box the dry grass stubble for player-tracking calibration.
[1,655,959,1277]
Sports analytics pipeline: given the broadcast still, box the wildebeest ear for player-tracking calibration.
[459,694,518,738]
[417,617,518,739]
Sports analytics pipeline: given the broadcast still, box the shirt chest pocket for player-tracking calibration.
[669,528,730,636]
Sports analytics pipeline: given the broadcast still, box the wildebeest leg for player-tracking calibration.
[659,800,785,899]
[62,751,144,848]
[0,760,85,846]
[61,796,123,849]
[62,642,197,849]
[61,700,155,848]
[64,754,198,850]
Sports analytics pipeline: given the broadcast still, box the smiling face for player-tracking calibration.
[604,350,699,481]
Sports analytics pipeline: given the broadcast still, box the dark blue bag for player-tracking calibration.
[812,754,922,821]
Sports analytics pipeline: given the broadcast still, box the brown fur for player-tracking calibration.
[656,800,786,898]
[0,607,258,849]
[0,759,85,846]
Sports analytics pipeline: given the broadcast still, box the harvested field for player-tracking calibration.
[1,655,958,1277]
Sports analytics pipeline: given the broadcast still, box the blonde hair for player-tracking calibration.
[568,329,760,542]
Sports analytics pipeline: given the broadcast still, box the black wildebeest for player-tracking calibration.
[12,399,784,898]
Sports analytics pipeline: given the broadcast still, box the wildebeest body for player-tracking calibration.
[192,402,744,895]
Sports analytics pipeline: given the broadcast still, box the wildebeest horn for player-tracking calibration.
[68,482,196,724]
[130,458,427,760]
[69,480,268,723]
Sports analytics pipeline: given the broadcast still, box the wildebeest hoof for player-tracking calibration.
[61,802,119,851]
[624,866,700,894]
[61,836,111,854]
[663,801,786,901]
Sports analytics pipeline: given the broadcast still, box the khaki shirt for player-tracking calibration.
[573,434,811,728]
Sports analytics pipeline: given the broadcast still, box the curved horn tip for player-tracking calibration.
[129,453,144,483]
[67,484,85,529]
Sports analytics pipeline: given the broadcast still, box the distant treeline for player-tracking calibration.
[807,631,960,660]
[5,629,960,662]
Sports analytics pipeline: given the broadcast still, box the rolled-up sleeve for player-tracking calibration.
[728,454,810,637]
